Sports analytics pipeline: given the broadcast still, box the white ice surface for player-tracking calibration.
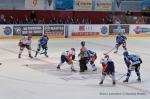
[0,38,150,99]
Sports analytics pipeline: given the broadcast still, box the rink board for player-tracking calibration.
[0,24,150,39]
[1,34,150,39]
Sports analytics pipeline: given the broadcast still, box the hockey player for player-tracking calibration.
[35,34,49,57]
[79,41,89,72]
[18,35,33,58]
[123,51,142,82]
[87,50,97,71]
[57,48,76,72]
[99,54,116,85]
[114,33,127,53]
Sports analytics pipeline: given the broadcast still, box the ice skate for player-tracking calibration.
[137,77,141,82]
[57,65,60,69]
[123,79,128,82]
[45,54,48,57]
[113,81,116,85]
[71,68,76,72]
[29,54,33,59]
[99,81,103,85]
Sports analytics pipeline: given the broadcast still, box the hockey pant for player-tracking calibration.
[126,64,141,80]
[19,44,31,56]
[79,57,89,72]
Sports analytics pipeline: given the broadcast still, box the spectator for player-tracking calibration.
[8,16,13,24]
[0,14,5,24]
[108,18,113,24]
[23,16,29,24]
[30,11,36,20]
[101,18,105,24]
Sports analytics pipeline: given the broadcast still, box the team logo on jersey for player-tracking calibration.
[134,26,150,34]
[101,26,108,34]
[3,26,12,35]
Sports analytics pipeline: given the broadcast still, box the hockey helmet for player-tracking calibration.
[43,34,47,37]
[71,48,75,51]
[28,34,32,39]
[81,41,85,46]
[123,51,129,56]
[104,54,109,58]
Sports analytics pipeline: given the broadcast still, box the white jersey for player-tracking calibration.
[61,51,70,56]
[100,57,112,64]
[61,51,75,56]
[70,50,75,56]
[20,38,32,45]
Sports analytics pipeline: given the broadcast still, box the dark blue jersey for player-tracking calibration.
[124,54,142,67]
[87,50,95,58]
[116,35,127,43]
[38,37,49,46]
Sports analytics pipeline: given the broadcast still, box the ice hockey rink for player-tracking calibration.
[0,37,150,99]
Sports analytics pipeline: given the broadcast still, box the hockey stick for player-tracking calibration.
[116,74,126,81]
[40,49,46,55]
[31,49,45,55]
[31,49,37,52]
[104,47,116,55]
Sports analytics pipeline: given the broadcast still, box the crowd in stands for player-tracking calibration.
[0,11,149,24]
[0,14,92,24]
